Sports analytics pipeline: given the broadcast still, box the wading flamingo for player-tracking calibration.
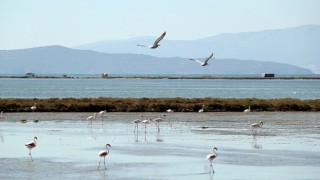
[198,105,205,113]
[206,147,218,173]
[98,144,111,170]
[25,136,37,161]
[166,109,174,113]
[132,114,143,132]
[31,102,37,112]
[251,121,263,135]
[87,113,97,123]
[244,106,251,113]
[98,110,107,122]
[153,114,166,133]
[140,117,151,133]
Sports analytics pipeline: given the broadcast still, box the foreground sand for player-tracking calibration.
[0,112,319,179]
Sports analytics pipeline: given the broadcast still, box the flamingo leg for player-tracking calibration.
[210,161,214,173]
[29,149,33,162]
[98,157,102,170]
[103,157,106,170]
[134,124,137,132]
[145,124,146,133]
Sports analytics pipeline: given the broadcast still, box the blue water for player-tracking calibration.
[0,78,320,99]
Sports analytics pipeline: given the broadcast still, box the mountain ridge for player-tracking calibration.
[0,46,313,75]
[74,25,320,73]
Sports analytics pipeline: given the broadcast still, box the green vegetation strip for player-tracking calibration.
[0,98,319,112]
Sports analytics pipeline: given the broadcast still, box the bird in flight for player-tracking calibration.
[189,53,214,66]
[137,31,166,49]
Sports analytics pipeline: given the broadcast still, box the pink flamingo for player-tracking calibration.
[250,121,263,135]
[206,147,218,172]
[25,136,37,161]
[132,114,143,132]
[98,144,111,170]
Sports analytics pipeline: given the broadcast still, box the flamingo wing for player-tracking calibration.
[206,153,217,160]
[203,53,214,64]
[153,31,166,46]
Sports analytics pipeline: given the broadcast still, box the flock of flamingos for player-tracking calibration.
[1,32,263,173]
[1,102,264,173]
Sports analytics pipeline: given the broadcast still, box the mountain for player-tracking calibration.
[0,46,313,75]
[75,25,320,73]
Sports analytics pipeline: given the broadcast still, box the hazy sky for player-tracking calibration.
[1,0,319,49]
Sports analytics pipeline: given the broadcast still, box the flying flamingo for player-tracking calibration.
[206,147,218,173]
[98,110,107,122]
[250,121,263,135]
[140,117,151,133]
[31,102,37,112]
[98,144,111,170]
[137,31,166,49]
[189,53,214,66]
[87,113,97,123]
[25,136,37,161]
[153,115,166,133]
[198,105,205,113]
[132,114,143,132]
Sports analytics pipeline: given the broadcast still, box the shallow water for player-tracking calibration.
[1,78,320,99]
[1,112,320,179]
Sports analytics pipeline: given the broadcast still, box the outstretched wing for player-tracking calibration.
[189,58,204,65]
[203,53,214,64]
[153,31,166,46]
[137,44,148,47]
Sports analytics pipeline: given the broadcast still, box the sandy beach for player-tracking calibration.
[0,112,319,179]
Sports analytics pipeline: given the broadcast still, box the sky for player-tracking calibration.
[1,0,320,50]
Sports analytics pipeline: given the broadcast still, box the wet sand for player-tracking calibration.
[0,112,319,179]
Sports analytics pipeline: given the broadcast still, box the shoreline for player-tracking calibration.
[1,75,320,80]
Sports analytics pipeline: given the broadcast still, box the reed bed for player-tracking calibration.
[0,98,319,112]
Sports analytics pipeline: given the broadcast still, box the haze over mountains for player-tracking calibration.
[0,25,318,75]
[76,25,320,73]
[0,46,312,75]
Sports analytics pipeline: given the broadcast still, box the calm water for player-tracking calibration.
[0,112,319,179]
[1,78,320,99]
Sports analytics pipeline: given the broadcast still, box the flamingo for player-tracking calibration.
[250,121,263,135]
[132,114,143,132]
[0,111,3,119]
[140,117,151,133]
[190,53,214,66]
[153,115,166,133]
[244,106,251,113]
[98,144,111,170]
[31,102,37,112]
[166,109,174,113]
[137,31,166,49]
[87,113,97,123]
[98,110,107,122]
[206,147,218,173]
[198,105,205,113]
[25,136,37,161]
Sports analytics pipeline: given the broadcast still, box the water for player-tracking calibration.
[0,112,319,179]
[1,78,320,99]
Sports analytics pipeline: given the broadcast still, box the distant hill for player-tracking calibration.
[0,46,313,75]
[75,25,320,73]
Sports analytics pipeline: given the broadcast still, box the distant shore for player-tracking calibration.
[1,75,320,80]
[0,97,319,112]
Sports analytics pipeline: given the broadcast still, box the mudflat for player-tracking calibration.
[0,112,319,179]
